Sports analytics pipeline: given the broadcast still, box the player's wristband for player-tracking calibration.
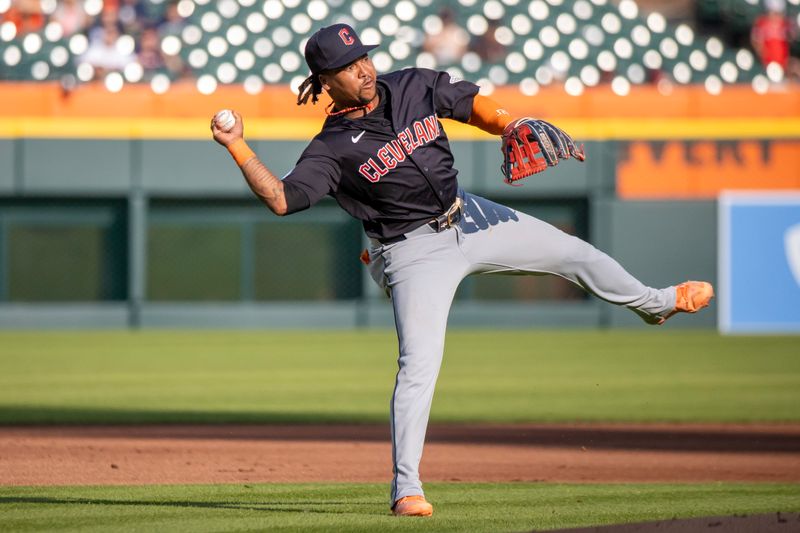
[468,95,515,135]
[228,139,256,167]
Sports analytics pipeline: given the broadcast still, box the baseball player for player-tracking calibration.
[211,24,714,517]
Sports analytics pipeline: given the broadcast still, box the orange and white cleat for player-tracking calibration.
[658,281,714,325]
[392,495,433,517]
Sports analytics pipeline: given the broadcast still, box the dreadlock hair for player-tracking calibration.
[297,73,323,106]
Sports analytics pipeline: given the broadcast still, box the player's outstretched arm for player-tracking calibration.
[211,110,288,216]
[465,95,585,184]
[466,94,515,135]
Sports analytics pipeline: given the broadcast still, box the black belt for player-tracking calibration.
[378,197,464,245]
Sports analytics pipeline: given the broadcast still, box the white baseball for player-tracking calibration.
[215,109,236,132]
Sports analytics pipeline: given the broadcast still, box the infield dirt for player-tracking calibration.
[2,423,799,486]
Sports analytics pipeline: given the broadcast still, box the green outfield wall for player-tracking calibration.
[0,138,718,329]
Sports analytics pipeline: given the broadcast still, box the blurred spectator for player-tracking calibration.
[137,24,185,79]
[88,7,122,44]
[137,26,166,73]
[751,0,794,69]
[2,0,44,35]
[423,8,469,66]
[471,20,506,64]
[158,1,185,38]
[81,16,134,75]
[117,0,145,37]
[162,47,186,79]
[51,0,91,37]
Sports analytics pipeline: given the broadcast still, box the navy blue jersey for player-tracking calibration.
[282,68,479,241]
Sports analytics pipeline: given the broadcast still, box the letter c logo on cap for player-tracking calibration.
[339,28,354,45]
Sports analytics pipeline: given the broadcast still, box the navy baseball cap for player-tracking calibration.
[304,24,378,74]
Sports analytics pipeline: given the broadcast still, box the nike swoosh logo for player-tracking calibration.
[351,131,366,143]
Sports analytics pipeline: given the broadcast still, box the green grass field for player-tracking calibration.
[0,330,797,424]
[1,329,798,532]
[2,483,799,533]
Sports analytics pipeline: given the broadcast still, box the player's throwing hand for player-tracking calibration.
[210,109,244,148]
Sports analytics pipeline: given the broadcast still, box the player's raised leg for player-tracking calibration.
[457,192,712,323]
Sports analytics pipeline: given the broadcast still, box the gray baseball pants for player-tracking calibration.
[366,191,677,504]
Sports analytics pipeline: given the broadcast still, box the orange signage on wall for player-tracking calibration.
[617,140,800,198]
